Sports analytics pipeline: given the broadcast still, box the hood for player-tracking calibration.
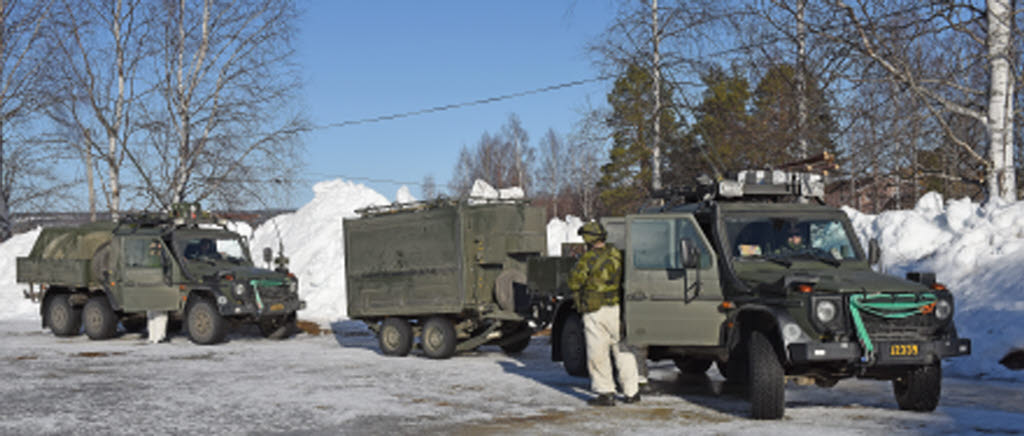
[735,261,928,293]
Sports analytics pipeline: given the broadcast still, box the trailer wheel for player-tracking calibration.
[379,317,413,356]
[499,323,532,355]
[893,363,941,412]
[259,312,297,340]
[560,312,588,377]
[748,330,785,419]
[83,296,118,340]
[186,298,227,345]
[675,357,713,374]
[45,293,81,337]
[421,317,456,359]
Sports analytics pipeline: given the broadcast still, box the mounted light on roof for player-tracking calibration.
[718,180,744,198]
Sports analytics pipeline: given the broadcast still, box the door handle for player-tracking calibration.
[626,292,648,301]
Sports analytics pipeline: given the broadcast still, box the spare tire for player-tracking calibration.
[494,269,526,312]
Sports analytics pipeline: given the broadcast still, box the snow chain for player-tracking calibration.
[848,293,937,363]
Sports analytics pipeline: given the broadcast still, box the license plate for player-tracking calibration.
[269,303,285,312]
[889,344,919,356]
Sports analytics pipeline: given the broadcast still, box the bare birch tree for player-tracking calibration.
[47,0,149,220]
[136,0,305,210]
[0,0,55,239]
[815,0,1018,202]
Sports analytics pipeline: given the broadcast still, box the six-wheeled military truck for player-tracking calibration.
[16,203,305,345]
[344,198,558,359]
[538,171,971,419]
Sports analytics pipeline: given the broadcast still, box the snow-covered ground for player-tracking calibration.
[2,318,1022,435]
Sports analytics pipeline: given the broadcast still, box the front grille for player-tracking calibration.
[860,311,939,341]
[255,285,291,302]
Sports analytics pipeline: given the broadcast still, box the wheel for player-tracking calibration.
[560,312,588,377]
[675,357,713,374]
[258,313,297,339]
[378,317,413,356]
[893,363,942,412]
[748,330,785,420]
[499,324,532,355]
[421,316,456,359]
[186,298,227,345]
[44,293,81,337]
[82,296,118,340]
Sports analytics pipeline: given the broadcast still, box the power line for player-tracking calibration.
[316,75,613,129]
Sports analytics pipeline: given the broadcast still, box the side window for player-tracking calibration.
[631,218,712,270]
[125,239,163,268]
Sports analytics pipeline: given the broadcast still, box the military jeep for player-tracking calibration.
[539,172,971,419]
[16,203,305,345]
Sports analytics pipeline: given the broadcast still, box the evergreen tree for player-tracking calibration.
[597,64,682,216]
[750,63,837,166]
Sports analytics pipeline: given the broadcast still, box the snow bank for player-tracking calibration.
[0,228,43,321]
[846,193,1024,380]
[546,215,584,256]
[250,179,390,323]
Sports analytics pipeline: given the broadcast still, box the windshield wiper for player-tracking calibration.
[796,248,842,268]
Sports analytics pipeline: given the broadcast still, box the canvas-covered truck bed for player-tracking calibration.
[344,199,551,358]
[17,224,118,293]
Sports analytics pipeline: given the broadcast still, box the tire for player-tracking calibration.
[186,298,227,345]
[44,293,81,337]
[893,363,942,412]
[421,316,457,359]
[675,357,713,374]
[560,312,588,377]
[82,296,118,340]
[258,313,297,340]
[378,317,413,357]
[499,325,532,355]
[748,330,785,420]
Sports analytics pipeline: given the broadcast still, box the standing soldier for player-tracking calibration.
[568,221,640,406]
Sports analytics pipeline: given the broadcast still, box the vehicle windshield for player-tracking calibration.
[725,216,861,263]
[177,236,251,265]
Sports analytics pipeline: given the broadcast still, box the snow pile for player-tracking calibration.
[468,179,524,202]
[846,192,1024,380]
[250,179,390,322]
[395,185,417,203]
[0,227,43,320]
[546,215,585,256]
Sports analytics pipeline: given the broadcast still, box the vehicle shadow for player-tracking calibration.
[329,319,379,352]
[649,370,750,418]
[495,340,593,402]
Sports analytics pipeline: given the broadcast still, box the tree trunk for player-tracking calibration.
[650,0,662,191]
[987,0,1016,202]
[796,0,808,159]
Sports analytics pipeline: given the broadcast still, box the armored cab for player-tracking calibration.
[16,204,305,345]
[344,199,551,358]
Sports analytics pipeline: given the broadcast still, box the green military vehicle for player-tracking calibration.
[16,203,305,345]
[344,198,556,359]
[538,172,971,419]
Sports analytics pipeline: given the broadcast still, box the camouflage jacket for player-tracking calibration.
[567,244,623,313]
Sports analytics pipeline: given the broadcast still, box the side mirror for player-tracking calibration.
[262,247,273,264]
[679,238,700,269]
[868,239,880,265]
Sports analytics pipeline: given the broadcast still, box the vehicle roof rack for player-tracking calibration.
[355,196,530,217]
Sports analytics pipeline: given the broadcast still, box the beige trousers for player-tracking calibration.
[583,305,639,396]
[147,311,168,344]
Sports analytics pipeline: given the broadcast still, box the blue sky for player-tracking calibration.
[293,1,619,207]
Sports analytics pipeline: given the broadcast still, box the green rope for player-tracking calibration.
[848,293,937,361]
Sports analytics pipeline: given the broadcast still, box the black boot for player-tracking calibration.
[623,393,641,404]
[587,393,616,406]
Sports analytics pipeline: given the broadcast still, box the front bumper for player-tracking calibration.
[218,296,305,317]
[788,337,971,365]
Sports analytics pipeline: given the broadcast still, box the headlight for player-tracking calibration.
[815,300,837,323]
[233,283,246,296]
[289,281,298,294]
[934,299,952,320]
